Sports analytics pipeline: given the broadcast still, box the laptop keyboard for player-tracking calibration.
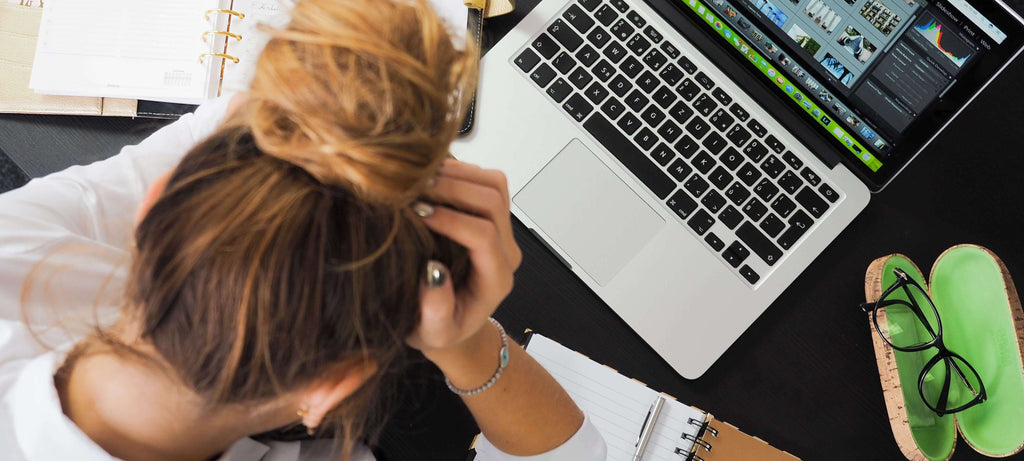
[512,0,844,285]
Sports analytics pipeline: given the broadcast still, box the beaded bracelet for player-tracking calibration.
[444,318,510,396]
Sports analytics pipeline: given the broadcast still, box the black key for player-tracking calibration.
[800,167,821,186]
[611,19,635,41]
[760,155,785,178]
[553,52,577,74]
[771,195,796,218]
[593,59,616,81]
[683,174,710,198]
[584,82,610,104]
[610,0,629,13]
[742,140,768,162]
[819,183,839,203]
[594,4,618,26]
[796,186,829,218]
[586,27,612,50]
[626,10,646,28]
[636,71,660,93]
[725,125,751,147]
[575,44,600,66]
[617,112,642,135]
[658,64,684,87]
[702,131,727,155]
[660,41,680,59]
[687,209,715,235]
[562,94,594,122]
[694,71,715,90]
[634,127,657,150]
[760,213,785,238]
[725,182,751,206]
[675,135,699,158]
[678,55,697,73]
[711,87,733,106]
[723,241,750,268]
[729,103,750,121]
[651,143,676,166]
[753,178,779,202]
[778,171,803,194]
[747,119,767,137]
[667,158,693,181]
[640,104,665,127]
[532,33,560,59]
[782,151,803,170]
[584,113,675,198]
[652,86,676,109]
[778,210,812,250]
[742,198,768,222]
[626,34,652,55]
[603,42,628,63]
[642,48,668,71]
[619,56,643,78]
[693,94,718,117]
[579,0,601,11]
[549,20,583,51]
[708,166,733,190]
[702,189,726,213]
[515,48,541,72]
[737,222,782,266]
[644,26,664,43]
[693,151,716,174]
[564,5,595,33]
[676,78,700,101]
[667,189,698,219]
[530,63,557,87]
[720,147,743,170]
[685,117,711,139]
[764,134,785,154]
[737,162,762,186]
[601,97,626,120]
[709,109,734,132]
[546,78,573,102]
[739,265,760,284]
[609,75,632,97]
[624,90,649,112]
[705,232,725,251]
[668,101,694,124]
[568,67,593,89]
[657,120,682,143]
[719,205,743,229]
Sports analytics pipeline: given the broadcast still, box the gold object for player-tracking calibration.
[484,0,516,18]
[199,52,240,64]
[204,8,245,21]
[463,0,486,9]
[202,30,242,43]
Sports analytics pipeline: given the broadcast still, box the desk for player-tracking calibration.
[2,1,1024,459]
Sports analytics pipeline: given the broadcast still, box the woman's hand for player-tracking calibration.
[405,159,522,363]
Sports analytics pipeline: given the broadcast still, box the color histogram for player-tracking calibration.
[915,19,971,67]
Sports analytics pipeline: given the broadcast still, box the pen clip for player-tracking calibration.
[635,404,654,446]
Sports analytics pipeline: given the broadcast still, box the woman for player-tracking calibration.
[0,0,606,459]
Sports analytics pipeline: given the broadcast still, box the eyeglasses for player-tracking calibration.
[860,268,986,416]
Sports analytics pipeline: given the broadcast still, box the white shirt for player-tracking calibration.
[0,98,606,461]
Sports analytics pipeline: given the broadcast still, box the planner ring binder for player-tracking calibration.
[202,30,242,43]
[205,8,245,21]
[199,52,239,64]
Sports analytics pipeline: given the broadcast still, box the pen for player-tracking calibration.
[632,396,665,461]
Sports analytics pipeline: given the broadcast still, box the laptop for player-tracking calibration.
[451,0,1024,378]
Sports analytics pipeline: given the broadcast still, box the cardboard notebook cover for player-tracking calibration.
[864,245,1024,461]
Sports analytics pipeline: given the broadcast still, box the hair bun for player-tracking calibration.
[244,0,478,206]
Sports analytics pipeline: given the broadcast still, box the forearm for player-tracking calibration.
[425,324,584,456]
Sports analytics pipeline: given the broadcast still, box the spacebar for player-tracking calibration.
[583,113,675,199]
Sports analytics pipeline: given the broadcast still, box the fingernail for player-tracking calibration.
[425,260,447,287]
[412,201,434,217]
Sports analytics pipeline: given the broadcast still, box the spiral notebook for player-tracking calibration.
[470,332,799,461]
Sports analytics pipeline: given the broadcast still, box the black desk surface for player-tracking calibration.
[3,2,1024,460]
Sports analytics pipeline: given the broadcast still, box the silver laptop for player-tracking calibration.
[452,0,1024,378]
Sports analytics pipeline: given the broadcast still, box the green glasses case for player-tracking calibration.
[864,245,1024,461]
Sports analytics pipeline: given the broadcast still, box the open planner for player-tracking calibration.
[470,333,799,461]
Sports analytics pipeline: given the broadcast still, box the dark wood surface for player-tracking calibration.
[3,1,1024,460]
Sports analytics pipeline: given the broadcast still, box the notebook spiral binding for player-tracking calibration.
[199,8,245,64]
[672,417,719,460]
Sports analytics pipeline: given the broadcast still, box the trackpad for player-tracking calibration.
[514,139,665,286]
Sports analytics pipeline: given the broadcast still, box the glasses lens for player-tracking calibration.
[876,282,940,349]
[921,354,985,414]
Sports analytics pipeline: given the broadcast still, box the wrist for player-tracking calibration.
[425,321,509,393]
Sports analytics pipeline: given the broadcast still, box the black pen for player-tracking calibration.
[632,396,666,461]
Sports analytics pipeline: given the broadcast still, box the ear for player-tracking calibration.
[300,359,379,430]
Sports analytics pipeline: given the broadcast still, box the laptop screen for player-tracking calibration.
[672,0,1024,187]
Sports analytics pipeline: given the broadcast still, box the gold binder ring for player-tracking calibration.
[205,8,245,21]
[199,52,240,64]
[202,30,242,42]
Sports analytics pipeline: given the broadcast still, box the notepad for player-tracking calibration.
[471,333,800,461]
